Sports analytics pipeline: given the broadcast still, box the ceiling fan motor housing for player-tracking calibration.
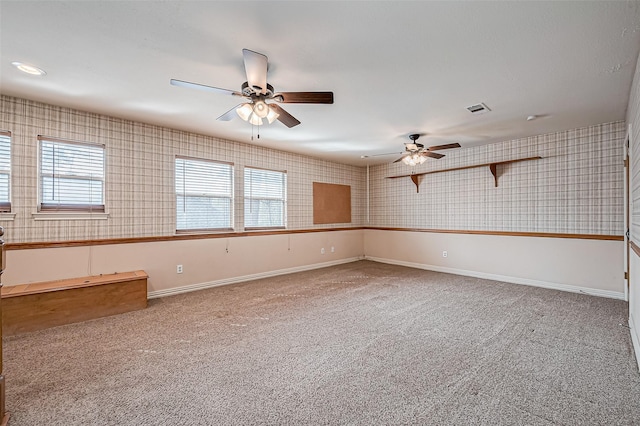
[241,81,274,98]
[406,134,424,151]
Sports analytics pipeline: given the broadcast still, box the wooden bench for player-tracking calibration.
[1,270,148,336]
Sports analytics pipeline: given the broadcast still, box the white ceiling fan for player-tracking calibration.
[362,134,461,165]
[394,134,461,165]
[170,49,334,128]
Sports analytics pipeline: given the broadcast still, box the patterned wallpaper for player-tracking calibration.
[0,96,365,243]
[368,121,625,235]
[0,95,624,243]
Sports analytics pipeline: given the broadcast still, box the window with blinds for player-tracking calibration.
[0,132,11,213]
[244,167,287,229]
[175,156,234,232]
[39,137,105,212]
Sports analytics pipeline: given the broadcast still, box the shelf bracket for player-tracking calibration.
[489,163,499,187]
[410,175,420,193]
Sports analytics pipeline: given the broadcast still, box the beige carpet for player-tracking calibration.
[4,260,640,425]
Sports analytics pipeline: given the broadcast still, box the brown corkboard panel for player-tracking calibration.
[313,182,352,224]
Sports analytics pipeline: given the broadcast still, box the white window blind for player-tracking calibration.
[0,132,11,212]
[39,137,105,212]
[175,156,234,231]
[244,167,287,229]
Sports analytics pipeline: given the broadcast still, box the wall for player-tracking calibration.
[366,121,626,298]
[369,122,624,234]
[3,230,364,295]
[0,96,365,243]
[0,96,366,293]
[365,230,622,298]
[627,43,640,368]
[0,95,626,304]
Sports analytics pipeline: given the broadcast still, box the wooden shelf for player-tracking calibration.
[387,156,542,193]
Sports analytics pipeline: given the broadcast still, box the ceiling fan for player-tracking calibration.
[170,49,334,128]
[394,134,461,166]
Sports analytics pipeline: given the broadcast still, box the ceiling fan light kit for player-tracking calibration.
[236,103,254,121]
[265,107,279,124]
[252,100,269,118]
[402,153,427,166]
[235,101,280,126]
[248,112,263,126]
[171,49,333,129]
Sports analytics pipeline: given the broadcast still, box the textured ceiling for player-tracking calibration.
[1,1,639,165]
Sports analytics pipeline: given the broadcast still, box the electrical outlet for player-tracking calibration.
[331,246,335,253]
[177,264,183,274]
[442,251,448,258]
[321,248,325,255]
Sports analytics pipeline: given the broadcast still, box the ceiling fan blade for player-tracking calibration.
[423,151,445,159]
[275,92,334,104]
[243,49,268,95]
[170,79,243,97]
[362,151,404,158]
[428,143,461,151]
[269,104,301,128]
[217,104,244,121]
[393,154,409,163]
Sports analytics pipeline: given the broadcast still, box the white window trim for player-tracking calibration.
[244,166,287,230]
[37,136,106,214]
[175,155,235,232]
[0,131,12,213]
[32,211,109,221]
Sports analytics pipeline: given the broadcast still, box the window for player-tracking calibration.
[244,167,287,229]
[38,136,105,212]
[175,156,234,232]
[0,132,11,213]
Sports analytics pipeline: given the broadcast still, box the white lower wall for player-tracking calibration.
[3,230,365,296]
[364,229,625,299]
[4,229,625,302]
[630,247,640,370]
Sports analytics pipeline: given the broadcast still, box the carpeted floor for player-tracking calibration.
[4,260,640,425]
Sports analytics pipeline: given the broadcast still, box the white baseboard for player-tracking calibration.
[630,314,640,372]
[364,256,625,300]
[148,256,364,299]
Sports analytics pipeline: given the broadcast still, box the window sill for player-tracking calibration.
[32,212,110,221]
[175,228,235,235]
[244,226,286,231]
[0,213,15,221]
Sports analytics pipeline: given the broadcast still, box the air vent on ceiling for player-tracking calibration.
[466,102,491,114]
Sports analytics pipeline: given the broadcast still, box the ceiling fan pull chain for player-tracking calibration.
[251,124,260,140]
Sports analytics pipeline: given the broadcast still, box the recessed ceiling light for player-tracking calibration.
[11,62,46,76]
